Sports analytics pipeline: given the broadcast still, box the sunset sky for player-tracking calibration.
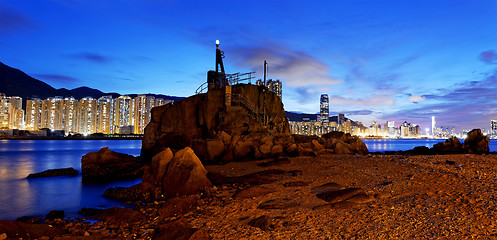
[1,0,496,132]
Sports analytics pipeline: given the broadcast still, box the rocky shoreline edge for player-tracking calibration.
[2,153,497,239]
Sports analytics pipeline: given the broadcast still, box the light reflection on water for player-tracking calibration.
[0,140,142,220]
[363,138,497,153]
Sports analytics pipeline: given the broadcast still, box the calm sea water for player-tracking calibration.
[363,138,497,153]
[0,140,142,220]
[1,139,496,220]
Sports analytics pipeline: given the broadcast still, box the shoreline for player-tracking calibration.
[2,153,497,238]
[0,136,143,140]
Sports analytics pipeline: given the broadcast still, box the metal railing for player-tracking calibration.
[195,71,256,95]
[231,93,268,125]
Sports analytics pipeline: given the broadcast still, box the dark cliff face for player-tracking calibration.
[141,84,290,160]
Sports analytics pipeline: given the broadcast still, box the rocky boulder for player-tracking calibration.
[81,147,143,180]
[432,136,463,154]
[322,131,369,154]
[142,147,212,198]
[27,167,78,178]
[463,129,490,154]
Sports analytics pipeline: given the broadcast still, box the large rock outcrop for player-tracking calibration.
[141,84,368,165]
[142,84,290,162]
[81,147,143,180]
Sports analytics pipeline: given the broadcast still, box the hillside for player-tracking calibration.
[0,61,182,104]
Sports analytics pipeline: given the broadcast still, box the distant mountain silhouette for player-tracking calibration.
[0,61,183,106]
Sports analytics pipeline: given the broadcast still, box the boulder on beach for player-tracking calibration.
[81,147,143,180]
[27,167,78,178]
[463,129,490,154]
[142,147,212,198]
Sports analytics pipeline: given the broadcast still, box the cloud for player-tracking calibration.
[383,70,497,131]
[478,50,497,64]
[330,94,395,106]
[232,45,341,87]
[408,95,425,103]
[343,110,374,115]
[70,52,112,63]
[0,4,35,35]
[34,74,79,83]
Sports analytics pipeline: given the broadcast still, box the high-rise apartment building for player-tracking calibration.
[491,120,497,137]
[134,95,155,134]
[0,95,24,129]
[1,93,175,135]
[337,113,345,126]
[41,96,64,130]
[26,98,42,130]
[114,96,134,133]
[96,96,114,134]
[78,97,97,135]
[266,79,282,98]
[320,94,329,124]
[62,97,79,133]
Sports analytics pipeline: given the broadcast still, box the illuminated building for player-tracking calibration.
[266,79,282,98]
[400,121,420,138]
[1,94,24,130]
[338,113,345,125]
[26,98,43,130]
[114,96,134,134]
[41,96,64,130]
[432,116,436,136]
[133,95,155,134]
[96,96,114,134]
[491,120,497,138]
[320,94,329,124]
[0,95,24,130]
[78,97,97,135]
[155,98,173,108]
[62,97,79,134]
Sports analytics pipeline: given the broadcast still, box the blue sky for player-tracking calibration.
[1,0,496,132]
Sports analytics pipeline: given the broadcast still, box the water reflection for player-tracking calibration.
[0,140,142,220]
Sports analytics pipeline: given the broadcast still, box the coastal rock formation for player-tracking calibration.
[81,147,143,180]
[141,84,369,166]
[142,84,290,161]
[141,147,212,198]
[463,129,490,154]
[27,167,78,178]
[394,129,490,155]
[432,136,463,154]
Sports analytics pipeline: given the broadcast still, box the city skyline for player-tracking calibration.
[1,1,496,132]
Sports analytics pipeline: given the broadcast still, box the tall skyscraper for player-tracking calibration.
[431,116,436,136]
[320,94,329,124]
